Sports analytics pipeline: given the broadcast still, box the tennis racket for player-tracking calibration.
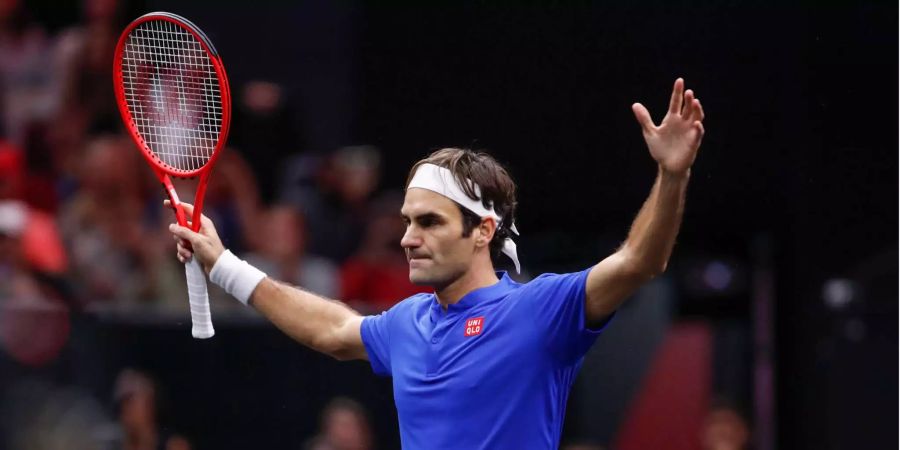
[113,12,231,339]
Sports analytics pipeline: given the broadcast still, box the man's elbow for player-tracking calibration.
[310,332,348,361]
[647,260,668,278]
[315,321,364,361]
[619,250,666,280]
[331,348,360,362]
[625,257,668,282]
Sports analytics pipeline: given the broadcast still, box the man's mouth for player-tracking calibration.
[408,255,431,267]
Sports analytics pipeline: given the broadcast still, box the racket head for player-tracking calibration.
[113,12,231,179]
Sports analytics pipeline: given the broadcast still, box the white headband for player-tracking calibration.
[407,163,521,273]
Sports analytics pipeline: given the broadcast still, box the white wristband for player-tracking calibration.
[209,250,267,305]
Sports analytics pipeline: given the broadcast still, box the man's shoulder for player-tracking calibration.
[380,292,434,315]
[513,268,593,297]
[398,292,434,305]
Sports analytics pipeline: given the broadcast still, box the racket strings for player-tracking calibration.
[121,19,222,173]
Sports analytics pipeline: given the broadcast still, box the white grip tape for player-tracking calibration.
[185,257,214,339]
[209,250,267,306]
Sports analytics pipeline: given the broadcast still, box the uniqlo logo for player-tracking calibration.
[464,317,484,337]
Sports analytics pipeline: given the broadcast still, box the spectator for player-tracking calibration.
[0,200,43,300]
[0,200,70,367]
[0,379,109,450]
[243,205,338,298]
[230,80,304,204]
[196,149,263,256]
[55,0,124,133]
[283,145,381,262]
[59,135,175,306]
[0,0,58,144]
[113,368,191,450]
[304,397,373,450]
[340,191,430,312]
[701,400,750,450]
[45,107,90,204]
[0,144,68,276]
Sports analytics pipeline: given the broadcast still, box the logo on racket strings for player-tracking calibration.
[464,317,484,337]
[135,64,205,127]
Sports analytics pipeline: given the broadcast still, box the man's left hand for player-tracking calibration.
[632,78,705,175]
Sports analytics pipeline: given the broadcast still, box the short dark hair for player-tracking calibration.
[406,148,517,257]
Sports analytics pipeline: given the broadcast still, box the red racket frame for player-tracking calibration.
[112,12,231,233]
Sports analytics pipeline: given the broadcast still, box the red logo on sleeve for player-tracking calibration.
[464,317,484,337]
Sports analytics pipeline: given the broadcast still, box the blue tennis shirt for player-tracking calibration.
[360,268,613,449]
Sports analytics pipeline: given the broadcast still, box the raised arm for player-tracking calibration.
[245,279,366,360]
[584,78,705,324]
[168,202,367,361]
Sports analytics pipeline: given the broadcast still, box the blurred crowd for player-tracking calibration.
[0,1,430,447]
[0,0,429,337]
[0,1,755,449]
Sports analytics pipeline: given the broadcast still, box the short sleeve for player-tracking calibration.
[360,307,395,376]
[523,268,615,364]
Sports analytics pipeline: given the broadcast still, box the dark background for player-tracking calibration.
[11,0,898,448]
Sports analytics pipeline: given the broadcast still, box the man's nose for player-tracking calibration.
[400,226,422,249]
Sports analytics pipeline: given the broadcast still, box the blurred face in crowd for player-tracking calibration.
[323,406,371,450]
[81,137,139,197]
[119,386,156,430]
[260,206,306,261]
[329,147,381,205]
[364,210,404,252]
[336,164,378,205]
[84,0,118,22]
[701,406,749,450]
[241,81,282,115]
[400,188,479,289]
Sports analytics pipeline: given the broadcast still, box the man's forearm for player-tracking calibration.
[620,167,690,275]
[249,279,363,359]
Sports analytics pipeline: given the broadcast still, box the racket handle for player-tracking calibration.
[185,258,214,339]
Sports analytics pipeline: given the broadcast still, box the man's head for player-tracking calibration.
[318,396,373,450]
[259,205,307,262]
[701,400,750,450]
[401,148,517,288]
[114,368,158,430]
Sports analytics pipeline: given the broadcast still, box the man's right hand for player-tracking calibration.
[165,200,225,275]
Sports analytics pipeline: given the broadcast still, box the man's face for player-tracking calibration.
[119,389,155,429]
[400,188,478,289]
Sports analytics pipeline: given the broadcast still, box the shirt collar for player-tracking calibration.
[429,271,513,321]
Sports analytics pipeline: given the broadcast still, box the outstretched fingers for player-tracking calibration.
[682,88,705,124]
[667,78,685,115]
[682,90,695,118]
[632,103,655,133]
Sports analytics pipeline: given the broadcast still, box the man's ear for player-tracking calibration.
[476,217,497,248]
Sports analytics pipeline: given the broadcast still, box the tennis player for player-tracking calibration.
[169,78,704,449]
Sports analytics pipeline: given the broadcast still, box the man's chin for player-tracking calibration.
[408,270,430,286]
[409,268,443,287]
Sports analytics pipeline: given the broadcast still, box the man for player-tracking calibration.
[113,368,192,450]
[304,397,374,450]
[169,78,705,449]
